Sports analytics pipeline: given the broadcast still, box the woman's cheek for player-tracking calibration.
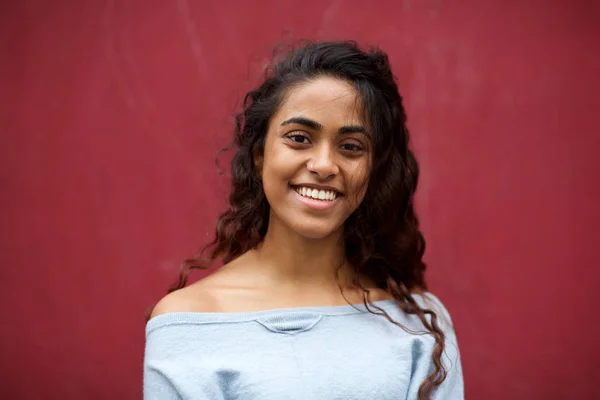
[349,162,369,201]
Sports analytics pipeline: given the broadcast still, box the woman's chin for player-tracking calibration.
[291,223,342,241]
[269,210,345,241]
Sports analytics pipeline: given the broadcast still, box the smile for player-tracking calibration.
[290,185,342,212]
[292,186,340,202]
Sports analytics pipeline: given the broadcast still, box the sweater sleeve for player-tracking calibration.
[410,293,465,399]
[431,295,464,399]
[143,361,182,400]
[143,322,226,400]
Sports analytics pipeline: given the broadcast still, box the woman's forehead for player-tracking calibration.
[274,77,365,127]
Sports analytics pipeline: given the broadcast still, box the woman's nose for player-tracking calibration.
[307,146,340,178]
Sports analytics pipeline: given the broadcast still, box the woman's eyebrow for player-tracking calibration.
[338,125,367,135]
[281,116,367,135]
[280,117,323,131]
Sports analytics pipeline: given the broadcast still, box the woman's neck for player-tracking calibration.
[215,216,389,309]
[247,213,362,290]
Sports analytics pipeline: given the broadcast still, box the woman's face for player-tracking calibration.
[258,76,371,239]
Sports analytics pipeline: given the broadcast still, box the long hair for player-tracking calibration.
[170,41,447,399]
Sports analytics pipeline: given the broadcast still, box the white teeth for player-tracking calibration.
[294,186,338,201]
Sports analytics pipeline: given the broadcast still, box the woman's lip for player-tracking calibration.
[291,188,340,211]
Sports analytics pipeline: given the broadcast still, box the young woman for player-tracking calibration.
[144,41,464,400]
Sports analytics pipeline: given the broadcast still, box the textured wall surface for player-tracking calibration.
[2,1,599,398]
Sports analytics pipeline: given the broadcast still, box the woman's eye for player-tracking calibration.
[288,135,310,144]
[340,143,363,152]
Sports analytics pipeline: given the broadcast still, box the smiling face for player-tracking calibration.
[257,76,371,240]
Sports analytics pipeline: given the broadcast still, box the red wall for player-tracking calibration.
[2,1,599,398]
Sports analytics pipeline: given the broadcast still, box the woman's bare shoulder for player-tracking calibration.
[148,259,257,319]
[149,272,229,319]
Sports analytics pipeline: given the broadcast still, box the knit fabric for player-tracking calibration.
[144,293,464,399]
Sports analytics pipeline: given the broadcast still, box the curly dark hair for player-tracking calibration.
[169,40,447,399]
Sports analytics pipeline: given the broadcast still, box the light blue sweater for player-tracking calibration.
[144,293,464,399]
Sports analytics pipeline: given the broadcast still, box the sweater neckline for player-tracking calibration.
[146,299,400,334]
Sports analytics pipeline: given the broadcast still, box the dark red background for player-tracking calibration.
[2,1,599,398]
